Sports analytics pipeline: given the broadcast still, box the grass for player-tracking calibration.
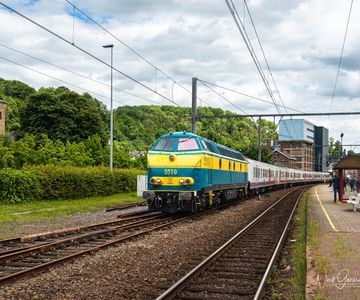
[286,191,309,300]
[0,192,141,224]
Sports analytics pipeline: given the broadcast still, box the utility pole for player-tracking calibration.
[103,44,114,173]
[191,77,197,134]
[258,117,261,162]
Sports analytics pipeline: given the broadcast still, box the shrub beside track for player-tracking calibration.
[0,166,144,203]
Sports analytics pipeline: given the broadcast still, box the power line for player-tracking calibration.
[198,79,304,113]
[0,2,181,107]
[225,0,295,140]
[0,55,127,106]
[199,80,248,115]
[243,0,297,135]
[328,0,354,113]
[64,0,207,106]
[0,43,159,105]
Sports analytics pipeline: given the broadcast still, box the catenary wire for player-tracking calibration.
[198,79,304,113]
[0,43,159,105]
[64,0,208,106]
[0,2,181,107]
[0,55,127,106]
[243,0,297,135]
[199,80,249,116]
[328,0,354,113]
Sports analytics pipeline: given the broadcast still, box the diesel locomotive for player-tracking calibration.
[143,132,329,213]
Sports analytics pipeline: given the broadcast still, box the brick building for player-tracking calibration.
[278,119,315,171]
[0,99,5,136]
[271,149,297,169]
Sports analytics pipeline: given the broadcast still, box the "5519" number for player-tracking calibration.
[164,168,177,175]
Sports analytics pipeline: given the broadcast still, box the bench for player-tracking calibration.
[347,193,360,212]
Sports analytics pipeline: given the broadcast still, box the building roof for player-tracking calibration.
[334,155,360,170]
[271,149,297,160]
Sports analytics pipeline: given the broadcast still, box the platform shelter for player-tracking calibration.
[334,155,360,202]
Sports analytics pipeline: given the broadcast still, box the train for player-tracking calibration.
[142,132,330,213]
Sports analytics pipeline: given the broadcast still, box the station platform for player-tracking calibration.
[306,184,360,300]
[310,184,360,232]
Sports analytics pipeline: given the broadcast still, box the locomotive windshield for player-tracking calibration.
[154,137,175,151]
[177,138,199,150]
[153,137,200,151]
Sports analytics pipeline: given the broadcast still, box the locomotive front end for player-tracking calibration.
[143,132,205,213]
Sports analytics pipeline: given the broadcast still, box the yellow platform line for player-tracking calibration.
[314,188,338,232]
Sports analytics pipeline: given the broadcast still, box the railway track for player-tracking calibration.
[156,187,307,300]
[0,211,189,285]
[106,200,147,212]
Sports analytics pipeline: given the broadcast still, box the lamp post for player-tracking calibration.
[103,44,114,173]
[340,132,344,159]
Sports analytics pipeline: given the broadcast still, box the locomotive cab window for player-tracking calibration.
[154,137,175,151]
[177,137,199,151]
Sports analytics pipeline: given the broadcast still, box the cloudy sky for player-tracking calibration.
[0,0,359,150]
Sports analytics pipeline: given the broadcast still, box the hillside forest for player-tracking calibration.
[0,78,280,170]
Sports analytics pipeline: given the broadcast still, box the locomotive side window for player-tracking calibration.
[228,161,231,170]
[177,138,199,151]
[219,158,222,169]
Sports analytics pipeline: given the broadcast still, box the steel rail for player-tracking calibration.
[0,212,163,256]
[156,187,306,300]
[0,215,170,263]
[253,189,305,299]
[0,216,190,285]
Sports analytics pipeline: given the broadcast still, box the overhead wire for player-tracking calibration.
[243,0,297,135]
[328,0,354,114]
[0,43,159,105]
[198,79,304,113]
[0,56,127,106]
[225,0,294,139]
[0,2,181,107]
[199,80,250,116]
[64,0,208,106]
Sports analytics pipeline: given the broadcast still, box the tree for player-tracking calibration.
[20,87,107,143]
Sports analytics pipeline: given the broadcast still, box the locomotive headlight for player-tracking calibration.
[169,155,175,161]
[179,178,185,184]
[150,177,162,185]
[185,179,191,184]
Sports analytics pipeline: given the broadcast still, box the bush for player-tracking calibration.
[25,165,144,200]
[0,169,43,203]
[0,166,144,203]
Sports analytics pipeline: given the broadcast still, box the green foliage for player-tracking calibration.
[20,87,107,143]
[0,169,42,203]
[0,166,143,203]
[0,78,36,100]
[25,165,142,200]
[114,105,278,163]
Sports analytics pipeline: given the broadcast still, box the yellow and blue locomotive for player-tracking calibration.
[143,132,248,213]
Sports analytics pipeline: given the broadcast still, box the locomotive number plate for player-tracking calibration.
[164,168,177,176]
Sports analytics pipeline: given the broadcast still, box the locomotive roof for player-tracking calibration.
[159,132,245,157]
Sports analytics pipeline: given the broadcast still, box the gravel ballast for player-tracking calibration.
[0,188,299,300]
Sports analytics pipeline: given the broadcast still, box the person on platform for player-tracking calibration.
[329,173,340,203]
[350,177,356,192]
[357,178,360,193]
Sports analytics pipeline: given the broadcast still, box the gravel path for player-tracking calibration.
[0,189,295,300]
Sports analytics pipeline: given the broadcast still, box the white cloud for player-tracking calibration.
[0,0,360,148]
